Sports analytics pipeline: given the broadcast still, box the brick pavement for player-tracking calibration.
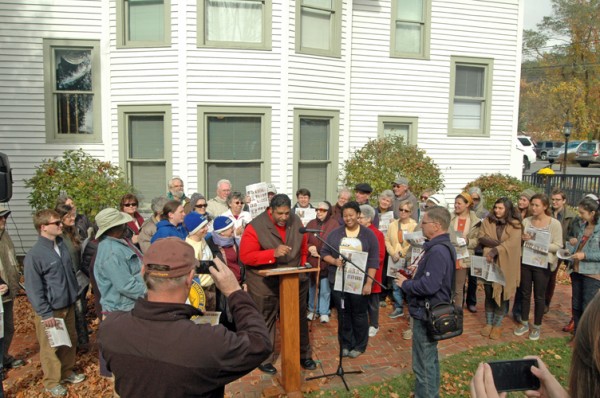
[3,284,572,397]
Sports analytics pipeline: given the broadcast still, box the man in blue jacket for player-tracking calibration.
[395,206,454,398]
[24,210,85,397]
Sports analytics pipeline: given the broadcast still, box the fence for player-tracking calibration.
[523,173,600,204]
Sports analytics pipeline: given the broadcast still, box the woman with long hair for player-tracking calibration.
[514,193,562,340]
[119,193,144,246]
[477,197,522,339]
[567,196,600,333]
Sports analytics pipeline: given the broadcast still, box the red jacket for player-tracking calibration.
[368,224,386,294]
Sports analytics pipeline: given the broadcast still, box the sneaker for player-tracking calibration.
[46,385,68,397]
[379,301,387,308]
[319,314,330,323]
[514,323,529,336]
[529,327,540,341]
[307,312,315,321]
[341,348,350,357]
[348,349,363,358]
[368,326,379,337]
[388,308,404,319]
[4,357,25,369]
[402,329,413,340]
[61,372,86,384]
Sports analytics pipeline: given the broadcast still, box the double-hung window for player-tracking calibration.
[198,106,271,198]
[294,109,339,202]
[43,39,101,143]
[197,0,272,50]
[116,0,171,48]
[448,57,494,136]
[296,0,341,57]
[390,0,430,59]
[378,116,418,145]
[118,105,172,206]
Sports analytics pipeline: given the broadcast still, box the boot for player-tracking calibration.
[481,324,493,337]
[489,326,502,339]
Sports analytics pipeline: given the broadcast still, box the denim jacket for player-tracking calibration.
[569,222,600,275]
[94,237,146,312]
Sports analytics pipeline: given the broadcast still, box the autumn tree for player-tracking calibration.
[520,0,600,140]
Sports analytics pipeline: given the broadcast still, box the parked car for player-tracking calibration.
[517,135,537,171]
[575,141,600,167]
[535,141,563,160]
[548,140,583,163]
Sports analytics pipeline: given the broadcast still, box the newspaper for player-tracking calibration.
[455,237,469,260]
[378,212,394,234]
[191,311,222,326]
[295,207,316,227]
[334,249,368,295]
[246,182,269,218]
[470,256,506,286]
[522,226,551,268]
[404,231,425,247]
[386,256,405,278]
[409,246,424,265]
[44,318,72,348]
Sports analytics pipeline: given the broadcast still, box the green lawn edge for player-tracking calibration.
[307,336,572,397]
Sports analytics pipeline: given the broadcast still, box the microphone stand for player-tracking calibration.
[305,231,384,390]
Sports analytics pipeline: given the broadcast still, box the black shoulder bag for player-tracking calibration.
[424,240,463,341]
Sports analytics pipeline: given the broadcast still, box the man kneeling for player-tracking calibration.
[99,237,271,397]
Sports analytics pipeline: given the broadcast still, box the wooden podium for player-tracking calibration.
[258,266,319,396]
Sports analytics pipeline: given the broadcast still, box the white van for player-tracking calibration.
[517,135,536,171]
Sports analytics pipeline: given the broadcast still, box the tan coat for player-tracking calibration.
[450,211,481,269]
[385,218,418,258]
[478,219,522,306]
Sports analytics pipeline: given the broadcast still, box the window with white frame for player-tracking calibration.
[43,39,101,143]
[390,0,430,59]
[197,0,272,50]
[294,109,339,202]
[118,105,172,206]
[448,57,494,136]
[296,0,342,57]
[198,106,271,198]
[378,116,418,145]
[116,0,171,48]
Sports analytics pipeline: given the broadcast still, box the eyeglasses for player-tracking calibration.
[123,203,138,207]
[316,209,328,213]
[232,201,243,205]
[399,209,411,213]
[46,221,63,227]
[472,198,481,202]
[393,184,403,188]
[421,221,438,225]
[195,204,208,208]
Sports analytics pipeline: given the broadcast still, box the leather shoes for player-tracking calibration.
[258,363,277,375]
[467,305,477,313]
[300,358,317,370]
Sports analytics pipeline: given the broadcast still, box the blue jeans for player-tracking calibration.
[571,272,600,330]
[308,276,331,315]
[412,318,440,398]
[392,282,404,309]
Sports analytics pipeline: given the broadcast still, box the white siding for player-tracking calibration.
[0,0,522,253]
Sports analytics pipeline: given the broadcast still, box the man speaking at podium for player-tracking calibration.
[240,194,316,375]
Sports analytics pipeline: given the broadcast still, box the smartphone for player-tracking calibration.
[488,359,540,392]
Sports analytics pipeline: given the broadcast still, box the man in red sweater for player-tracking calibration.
[240,194,316,375]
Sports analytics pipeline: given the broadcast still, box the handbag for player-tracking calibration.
[424,241,464,341]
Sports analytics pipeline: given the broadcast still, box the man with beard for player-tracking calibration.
[167,177,188,207]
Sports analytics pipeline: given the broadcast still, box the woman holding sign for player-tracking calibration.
[477,197,522,339]
[514,193,562,341]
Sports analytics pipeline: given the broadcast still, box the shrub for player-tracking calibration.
[24,149,135,221]
[342,136,444,200]
[464,173,538,210]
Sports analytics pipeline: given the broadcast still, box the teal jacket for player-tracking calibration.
[94,237,146,312]
[569,222,600,275]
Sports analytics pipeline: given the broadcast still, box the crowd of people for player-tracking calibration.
[1,175,599,397]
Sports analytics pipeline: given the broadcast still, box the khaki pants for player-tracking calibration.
[33,305,77,389]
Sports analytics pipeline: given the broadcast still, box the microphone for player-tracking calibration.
[299,227,323,234]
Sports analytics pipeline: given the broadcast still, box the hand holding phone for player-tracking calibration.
[488,359,540,392]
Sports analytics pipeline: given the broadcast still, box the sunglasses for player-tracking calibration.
[46,221,63,227]
[420,196,429,201]
[232,201,243,205]
[195,204,207,208]
[472,198,481,202]
[316,209,328,213]
[399,209,411,213]
[123,203,138,207]
[393,184,403,188]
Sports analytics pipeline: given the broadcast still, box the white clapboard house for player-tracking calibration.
[0,0,523,252]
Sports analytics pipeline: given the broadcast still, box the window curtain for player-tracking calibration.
[206,0,262,43]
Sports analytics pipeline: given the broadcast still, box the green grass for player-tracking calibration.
[306,337,572,397]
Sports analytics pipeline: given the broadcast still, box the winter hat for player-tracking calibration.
[184,212,208,235]
[144,238,199,278]
[520,189,536,201]
[213,216,234,233]
[95,208,132,239]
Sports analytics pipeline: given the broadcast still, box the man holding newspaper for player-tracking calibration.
[24,209,85,397]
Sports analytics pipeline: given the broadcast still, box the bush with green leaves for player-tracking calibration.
[464,173,538,211]
[342,136,444,201]
[24,149,135,221]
